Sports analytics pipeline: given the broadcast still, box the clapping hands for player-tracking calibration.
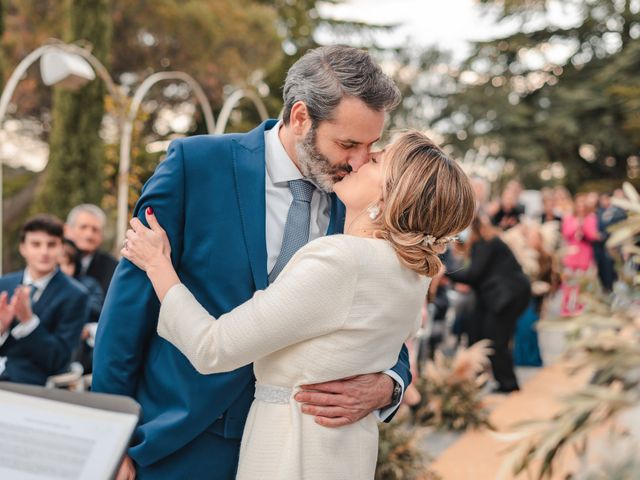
[13,286,33,323]
[0,287,33,334]
[0,292,16,333]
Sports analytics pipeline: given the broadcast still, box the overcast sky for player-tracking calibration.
[319,0,583,61]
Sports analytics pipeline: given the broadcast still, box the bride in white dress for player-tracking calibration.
[121,131,475,479]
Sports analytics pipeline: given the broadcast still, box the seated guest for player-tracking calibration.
[0,215,89,385]
[59,239,104,323]
[64,204,118,295]
[59,239,104,373]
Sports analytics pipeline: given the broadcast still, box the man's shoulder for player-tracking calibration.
[0,271,22,288]
[171,120,277,161]
[93,250,118,268]
[169,134,247,171]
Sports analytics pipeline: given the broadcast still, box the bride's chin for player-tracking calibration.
[333,176,348,195]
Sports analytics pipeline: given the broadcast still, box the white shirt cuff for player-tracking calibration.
[374,370,405,422]
[11,315,40,339]
[86,322,99,347]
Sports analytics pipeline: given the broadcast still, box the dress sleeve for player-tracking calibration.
[157,238,358,374]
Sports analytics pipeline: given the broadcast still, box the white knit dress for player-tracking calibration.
[157,234,430,479]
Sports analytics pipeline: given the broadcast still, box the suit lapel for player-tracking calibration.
[232,120,277,291]
[33,270,64,315]
[327,194,346,235]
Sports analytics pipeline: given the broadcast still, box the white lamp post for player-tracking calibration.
[115,79,270,249]
[215,88,268,134]
[0,41,123,273]
[2,41,272,263]
[115,72,216,249]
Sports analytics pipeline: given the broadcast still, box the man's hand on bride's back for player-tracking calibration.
[121,207,172,272]
[294,373,394,427]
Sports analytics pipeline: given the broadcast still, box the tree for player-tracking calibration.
[0,0,5,83]
[434,0,640,190]
[258,0,395,117]
[32,0,111,218]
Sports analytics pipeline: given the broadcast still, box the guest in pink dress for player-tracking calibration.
[560,194,600,315]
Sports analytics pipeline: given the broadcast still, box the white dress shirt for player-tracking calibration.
[264,122,331,273]
[263,123,404,420]
[0,269,55,376]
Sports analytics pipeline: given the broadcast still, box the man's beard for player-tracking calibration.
[295,126,351,193]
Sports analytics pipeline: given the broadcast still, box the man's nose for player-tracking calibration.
[348,150,370,173]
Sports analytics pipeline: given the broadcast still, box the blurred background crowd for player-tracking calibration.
[410,179,629,396]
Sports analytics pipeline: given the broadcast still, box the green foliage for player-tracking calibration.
[435,0,640,190]
[259,0,392,118]
[32,0,111,219]
[0,0,4,82]
[110,0,281,108]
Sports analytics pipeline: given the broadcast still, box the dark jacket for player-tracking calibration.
[0,269,89,385]
[76,275,104,324]
[85,250,118,295]
[448,236,530,312]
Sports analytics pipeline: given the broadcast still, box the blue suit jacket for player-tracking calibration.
[0,269,89,385]
[92,120,411,469]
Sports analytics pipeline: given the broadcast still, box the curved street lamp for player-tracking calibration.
[2,41,272,263]
[116,71,216,249]
[0,40,123,273]
[215,88,269,134]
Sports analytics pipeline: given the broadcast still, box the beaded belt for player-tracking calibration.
[254,383,292,404]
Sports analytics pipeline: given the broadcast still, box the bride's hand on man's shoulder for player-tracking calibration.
[121,206,172,272]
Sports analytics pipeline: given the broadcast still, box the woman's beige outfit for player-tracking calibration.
[158,235,429,479]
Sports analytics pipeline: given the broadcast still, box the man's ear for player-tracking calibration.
[289,101,312,136]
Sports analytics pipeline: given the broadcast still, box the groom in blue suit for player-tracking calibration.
[93,45,412,479]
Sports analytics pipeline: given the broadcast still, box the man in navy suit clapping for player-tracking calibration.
[0,215,89,385]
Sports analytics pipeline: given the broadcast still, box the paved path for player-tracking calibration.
[427,364,591,479]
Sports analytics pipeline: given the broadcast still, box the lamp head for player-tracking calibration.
[40,48,96,90]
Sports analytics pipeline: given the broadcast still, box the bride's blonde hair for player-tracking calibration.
[372,131,475,277]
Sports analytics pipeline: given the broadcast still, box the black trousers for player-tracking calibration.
[472,293,530,391]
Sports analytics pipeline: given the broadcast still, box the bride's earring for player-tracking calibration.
[367,204,381,220]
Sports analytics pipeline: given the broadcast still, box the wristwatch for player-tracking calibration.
[389,379,402,407]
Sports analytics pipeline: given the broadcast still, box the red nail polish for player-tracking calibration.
[146,207,154,215]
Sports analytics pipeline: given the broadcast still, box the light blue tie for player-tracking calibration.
[269,179,316,282]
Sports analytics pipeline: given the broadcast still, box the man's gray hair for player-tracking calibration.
[66,204,107,229]
[282,45,401,125]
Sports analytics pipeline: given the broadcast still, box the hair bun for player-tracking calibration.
[382,230,445,276]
